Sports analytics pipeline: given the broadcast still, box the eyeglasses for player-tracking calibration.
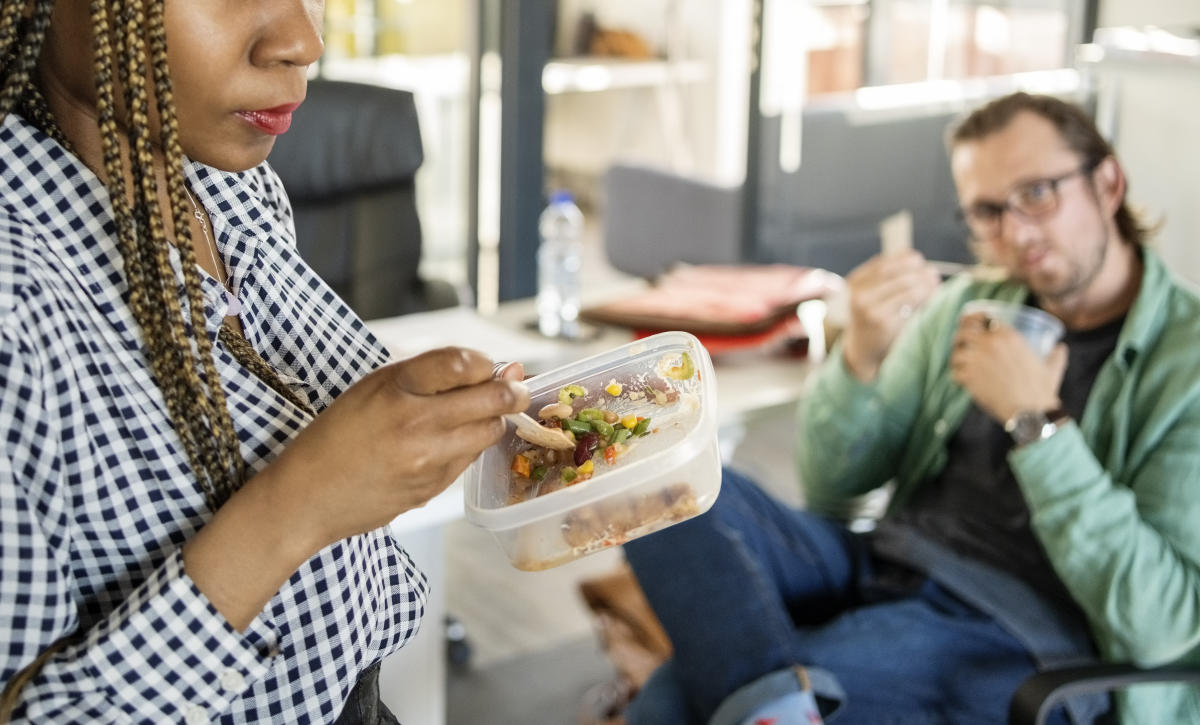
[959,164,1094,240]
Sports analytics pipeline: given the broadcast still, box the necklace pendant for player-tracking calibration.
[224,289,243,317]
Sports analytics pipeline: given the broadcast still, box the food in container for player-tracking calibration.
[465,332,721,570]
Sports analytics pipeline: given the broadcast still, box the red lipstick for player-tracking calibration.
[237,102,302,136]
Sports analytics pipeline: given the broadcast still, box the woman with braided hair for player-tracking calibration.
[0,1,529,722]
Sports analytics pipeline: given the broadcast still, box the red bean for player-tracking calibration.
[574,432,601,466]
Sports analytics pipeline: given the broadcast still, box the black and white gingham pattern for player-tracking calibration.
[0,113,427,723]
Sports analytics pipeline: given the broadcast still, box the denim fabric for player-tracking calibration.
[623,469,1070,725]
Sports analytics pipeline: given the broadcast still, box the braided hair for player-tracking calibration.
[1,0,319,717]
[1,0,315,514]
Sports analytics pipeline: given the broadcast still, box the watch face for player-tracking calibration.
[1008,411,1050,445]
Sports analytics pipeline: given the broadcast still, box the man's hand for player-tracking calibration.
[950,312,1068,423]
[842,250,942,381]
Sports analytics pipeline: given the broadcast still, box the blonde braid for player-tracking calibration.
[1,0,323,711]
[113,0,242,508]
[0,0,51,114]
[146,0,250,499]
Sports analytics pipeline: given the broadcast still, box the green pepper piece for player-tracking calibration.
[665,352,695,380]
[590,420,614,439]
[633,418,651,436]
[530,465,548,482]
[563,418,592,436]
[558,384,587,406]
[561,466,578,484]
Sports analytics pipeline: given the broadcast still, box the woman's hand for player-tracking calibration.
[184,347,529,631]
[264,347,531,549]
[841,250,941,381]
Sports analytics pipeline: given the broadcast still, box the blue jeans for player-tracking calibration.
[623,469,1065,725]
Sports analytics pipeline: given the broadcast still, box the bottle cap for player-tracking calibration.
[549,190,573,205]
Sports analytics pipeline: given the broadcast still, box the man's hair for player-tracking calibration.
[949,92,1151,247]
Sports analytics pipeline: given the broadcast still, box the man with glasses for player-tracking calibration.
[620,92,1200,725]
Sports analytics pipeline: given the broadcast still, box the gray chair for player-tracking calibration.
[1009,662,1200,725]
[601,104,972,281]
[754,102,971,276]
[602,163,743,280]
[268,79,460,320]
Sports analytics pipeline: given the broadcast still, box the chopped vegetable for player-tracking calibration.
[531,465,548,482]
[633,418,651,436]
[612,428,632,445]
[603,445,617,465]
[577,408,605,422]
[605,381,623,396]
[563,418,592,436]
[620,414,639,430]
[590,419,614,439]
[578,460,595,475]
[558,384,587,406]
[561,466,579,484]
[665,352,695,380]
[510,453,531,477]
[574,431,601,466]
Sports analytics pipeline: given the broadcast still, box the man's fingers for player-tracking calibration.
[389,347,496,395]
[1047,343,1069,384]
[854,273,938,322]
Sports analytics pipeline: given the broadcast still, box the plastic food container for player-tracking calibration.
[960,299,1064,358]
[464,331,721,571]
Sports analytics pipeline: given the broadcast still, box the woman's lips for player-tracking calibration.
[236,102,302,136]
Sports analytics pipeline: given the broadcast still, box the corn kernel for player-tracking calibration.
[620,414,638,430]
[605,381,623,396]
[578,459,595,475]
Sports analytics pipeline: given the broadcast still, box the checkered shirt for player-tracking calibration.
[0,113,428,723]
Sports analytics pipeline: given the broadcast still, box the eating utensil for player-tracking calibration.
[505,412,576,450]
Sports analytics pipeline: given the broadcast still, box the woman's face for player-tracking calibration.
[167,0,324,170]
[43,0,325,172]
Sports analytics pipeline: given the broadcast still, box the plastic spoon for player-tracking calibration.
[505,412,576,450]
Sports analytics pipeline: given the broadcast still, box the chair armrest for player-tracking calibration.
[1009,662,1200,725]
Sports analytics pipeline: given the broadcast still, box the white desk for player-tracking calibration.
[369,303,814,724]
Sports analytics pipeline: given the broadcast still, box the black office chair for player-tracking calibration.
[268,78,461,320]
[1008,662,1200,724]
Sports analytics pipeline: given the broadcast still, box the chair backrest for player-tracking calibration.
[268,78,456,319]
[602,163,743,280]
[755,103,969,276]
[600,105,965,281]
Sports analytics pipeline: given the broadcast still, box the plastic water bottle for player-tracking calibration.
[536,190,585,338]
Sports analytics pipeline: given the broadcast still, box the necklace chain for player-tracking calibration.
[183,187,242,317]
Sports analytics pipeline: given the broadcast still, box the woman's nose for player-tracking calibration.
[251,0,324,69]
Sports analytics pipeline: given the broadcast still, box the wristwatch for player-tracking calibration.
[1004,407,1070,447]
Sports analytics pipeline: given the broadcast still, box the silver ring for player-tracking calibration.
[491,361,509,377]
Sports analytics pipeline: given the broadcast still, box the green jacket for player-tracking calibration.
[798,248,1200,724]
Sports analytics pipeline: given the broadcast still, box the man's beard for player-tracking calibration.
[1025,226,1110,304]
